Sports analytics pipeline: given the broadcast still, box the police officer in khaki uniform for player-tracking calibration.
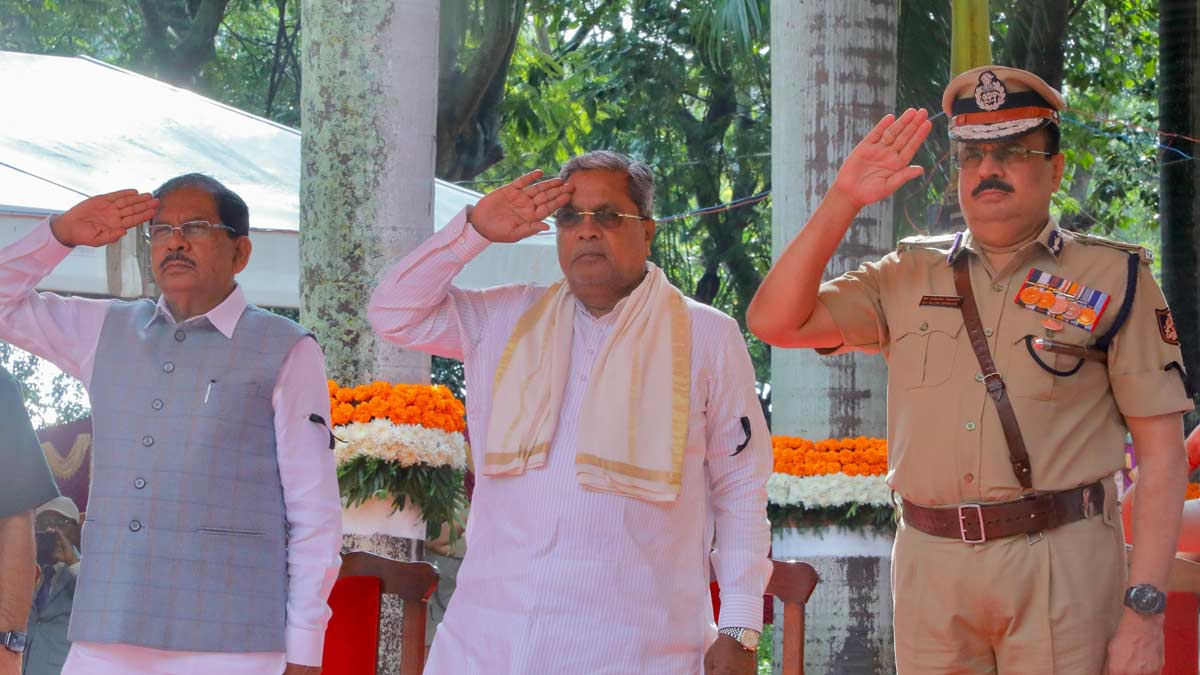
[749,66,1193,674]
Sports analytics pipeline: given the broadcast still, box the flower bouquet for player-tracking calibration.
[767,436,895,531]
[328,380,469,540]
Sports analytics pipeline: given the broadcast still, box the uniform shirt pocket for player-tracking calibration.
[889,312,964,390]
[1005,334,1078,400]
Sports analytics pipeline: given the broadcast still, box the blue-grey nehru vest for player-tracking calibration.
[70,299,309,653]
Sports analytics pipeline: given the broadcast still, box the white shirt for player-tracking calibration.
[368,209,773,674]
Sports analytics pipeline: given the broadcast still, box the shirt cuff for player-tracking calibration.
[446,208,491,263]
[33,218,75,267]
[717,592,765,633]
[285,624,327,667]
[1111,368,1195,418]
[814,295,880,356]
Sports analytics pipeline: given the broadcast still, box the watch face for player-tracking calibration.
[1127,585,1166,614]
[741,629,761,650]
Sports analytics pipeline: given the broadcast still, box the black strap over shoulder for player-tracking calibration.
[1023,336,1086,376]
[1093,252,1140,352]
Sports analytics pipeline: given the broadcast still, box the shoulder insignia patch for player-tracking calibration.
[1157,308,1180,345]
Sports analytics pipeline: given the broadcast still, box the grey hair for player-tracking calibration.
[558,150,655,218]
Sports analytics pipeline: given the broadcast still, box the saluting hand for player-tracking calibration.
[49,189,159,248]
[830,108,932,210]
[468,170,574,243]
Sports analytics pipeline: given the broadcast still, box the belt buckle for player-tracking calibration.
[958,503,986,544]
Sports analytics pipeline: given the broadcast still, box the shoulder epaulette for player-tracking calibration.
[897,233,958,253]
[1066,231,1153,264]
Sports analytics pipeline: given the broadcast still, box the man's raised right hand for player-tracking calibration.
[49,189,159,248]
[830,108,932,211]
[468,170,574,243]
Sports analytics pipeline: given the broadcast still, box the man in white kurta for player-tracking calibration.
[369,152,772,674]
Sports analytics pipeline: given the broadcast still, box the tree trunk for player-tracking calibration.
[951,0,992,76]
[300,0,437,388]
[769,1,897,672]
[300,1,439,670]
[1003,0,1073,89]
[435,0,525,181]
[1159,0,1200,405]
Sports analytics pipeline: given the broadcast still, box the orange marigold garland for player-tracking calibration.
[328,380,469,540]
[768,436,894,530]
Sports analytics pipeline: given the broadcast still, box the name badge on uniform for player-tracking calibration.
[1014,268,1111,333]
[919,295,964,308]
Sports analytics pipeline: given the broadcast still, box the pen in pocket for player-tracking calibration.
[204,379,216,404]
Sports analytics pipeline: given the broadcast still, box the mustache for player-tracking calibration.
[572,246,607,260]
[160,251,196,270]
[972,178,1015,197]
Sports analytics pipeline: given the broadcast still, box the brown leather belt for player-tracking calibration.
[901,481,1105,543]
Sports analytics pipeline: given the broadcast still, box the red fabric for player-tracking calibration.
[322,576,382,675]
[708,581,775,626]
[1163,592,1199,675]
[36,417,93,513]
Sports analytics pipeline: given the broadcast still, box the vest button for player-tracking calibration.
[134,478,146,489]
[151,399,164,411]
[142,435,154,447]
[174,330,186,342]
[162,361,175,373]
[129,520,142,532]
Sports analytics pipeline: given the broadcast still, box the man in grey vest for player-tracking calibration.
[0,175,343,675]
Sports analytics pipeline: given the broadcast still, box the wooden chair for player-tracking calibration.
[766,559,820,675]
[323,551,439,675]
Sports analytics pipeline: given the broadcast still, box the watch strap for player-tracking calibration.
[0,631,27,653]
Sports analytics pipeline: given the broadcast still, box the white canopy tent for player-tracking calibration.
[0,51,562,308]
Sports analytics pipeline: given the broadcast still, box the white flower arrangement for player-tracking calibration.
[333,419,468,469]
[767,472,891,509]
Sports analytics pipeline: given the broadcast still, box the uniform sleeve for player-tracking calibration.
[1107,262,1194,418]
[813,254,892,356]
[0,369,59,518]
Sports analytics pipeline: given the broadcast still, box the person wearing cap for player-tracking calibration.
[23,497,82,675]
[0,367,60,675]
[0,175,343,675]
[749,65,1191,673]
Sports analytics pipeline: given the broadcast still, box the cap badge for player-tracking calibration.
[974,70,1007,111]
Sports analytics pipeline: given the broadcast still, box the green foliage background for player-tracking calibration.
[0,0,1172,427]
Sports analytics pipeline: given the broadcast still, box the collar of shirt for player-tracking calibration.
[948,217,1064,265]
[145,285,247,339]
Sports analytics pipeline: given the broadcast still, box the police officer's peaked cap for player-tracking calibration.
[942,65,1066,143]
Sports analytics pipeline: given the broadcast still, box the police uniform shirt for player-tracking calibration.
[816,219,1193,505]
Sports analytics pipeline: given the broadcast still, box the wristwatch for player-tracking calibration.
[718,626,761,651]
[0,631,27,654]
[1124,584,1167,616]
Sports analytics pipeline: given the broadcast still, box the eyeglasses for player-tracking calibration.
[954,144,1054,169]
[553,207,646,229]
[144,220,238,242]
